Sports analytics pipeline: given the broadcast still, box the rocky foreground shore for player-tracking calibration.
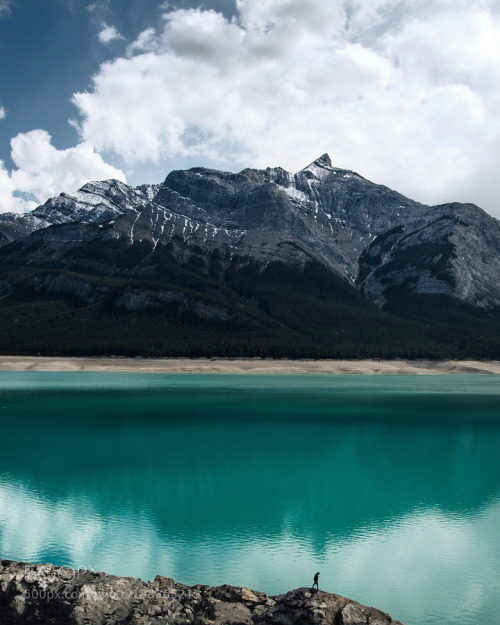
[0,560,404,625]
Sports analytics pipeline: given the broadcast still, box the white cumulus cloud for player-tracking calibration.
[97,22,124,44]
[70,0,500,216]
[0,130,126,214]
[0,105,5,120]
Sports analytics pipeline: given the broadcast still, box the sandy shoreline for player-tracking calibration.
[0,356,499,374]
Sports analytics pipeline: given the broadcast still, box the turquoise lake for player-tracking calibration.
[0,372,499,625]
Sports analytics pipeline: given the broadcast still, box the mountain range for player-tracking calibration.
[0,154,499,358]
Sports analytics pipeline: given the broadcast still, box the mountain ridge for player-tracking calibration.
[0,154,499,359]
[3,153,498,306]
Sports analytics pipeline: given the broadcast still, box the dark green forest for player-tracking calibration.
[0,238,499,359]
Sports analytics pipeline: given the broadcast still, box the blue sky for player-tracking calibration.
[1,0,500,217]
[0,0,234,168]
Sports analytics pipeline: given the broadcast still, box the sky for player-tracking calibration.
[1,0,500,217]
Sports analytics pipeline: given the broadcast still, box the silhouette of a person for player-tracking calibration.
[313,571,319,590]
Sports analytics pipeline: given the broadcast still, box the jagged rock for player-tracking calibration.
[0,560,405,625]
[114,286,232,320]
[115,287,187,312]
[1,154,500,309]
[28,273,109,305]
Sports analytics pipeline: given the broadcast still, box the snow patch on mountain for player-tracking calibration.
[281,185,309,203]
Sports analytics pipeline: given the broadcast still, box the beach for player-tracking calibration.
[0,356,499,374]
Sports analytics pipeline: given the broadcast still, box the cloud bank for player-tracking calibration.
[70,0,500,216]
[2,0,500,217]
[0,130,126,213]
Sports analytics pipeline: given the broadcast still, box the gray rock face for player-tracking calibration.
[115,286,232,321]
[358,205,500,307]
[31,180,159,227]
[2,154,500,309]
[0,180,159,243]
[0,560,405,625]
[20,272,235,322]
[29,273,107,305]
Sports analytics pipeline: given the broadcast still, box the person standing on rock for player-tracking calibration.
[313,572,319,590]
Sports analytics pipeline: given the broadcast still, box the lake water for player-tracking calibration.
[0,372,499,625]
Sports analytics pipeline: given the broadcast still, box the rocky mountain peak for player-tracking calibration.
[1,154,500,312]
[298,153,335,181]
[77,179,123,194]
[313,153,333,168]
